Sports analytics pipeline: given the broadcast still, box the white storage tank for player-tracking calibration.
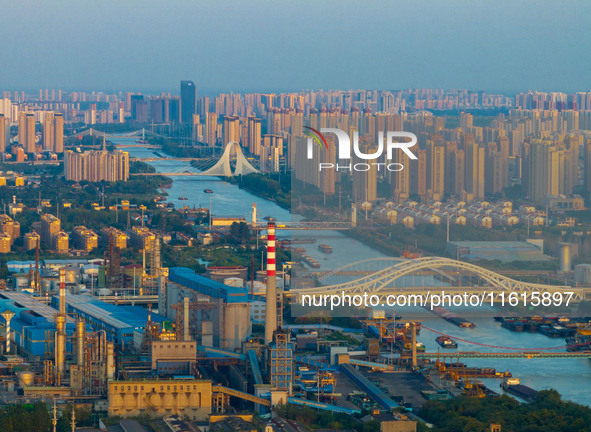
[224,277,244,288]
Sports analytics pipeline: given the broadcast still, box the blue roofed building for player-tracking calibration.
[164,267,251,351]
[0,292,75,357]
[51,294,166,349]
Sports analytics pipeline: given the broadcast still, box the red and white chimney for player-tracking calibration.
[264,222,277,344]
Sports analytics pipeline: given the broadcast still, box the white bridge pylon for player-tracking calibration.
[294,256,587,302]
[200,141,259,176]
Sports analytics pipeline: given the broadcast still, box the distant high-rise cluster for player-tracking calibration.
[2,86,591,205]
[64,150,130,182]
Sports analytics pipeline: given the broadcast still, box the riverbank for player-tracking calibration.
[228,173,291,210]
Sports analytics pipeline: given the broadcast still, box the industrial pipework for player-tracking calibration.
[183,296,191,341]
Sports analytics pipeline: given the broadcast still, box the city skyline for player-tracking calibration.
[1,1,590,93]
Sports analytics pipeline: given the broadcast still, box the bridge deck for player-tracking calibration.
[417,351,591,359]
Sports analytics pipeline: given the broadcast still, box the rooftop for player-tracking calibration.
[60,294,165,330]
[169,267,249,303]
[0,292,74,323]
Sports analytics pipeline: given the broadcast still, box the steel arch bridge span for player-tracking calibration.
[293,256,585,300]
[317,257,405,282]
[317,257,457,285]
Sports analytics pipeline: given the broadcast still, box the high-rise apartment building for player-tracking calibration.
[19,112,36,153]
[247,117,262,155]
[100,227,127,249]
[181,80,196,124]
[64,150,130,182]
[54,113,64,153]
[0,233,11,254]
[206,113,218,146]
[40,214,61,248]
[428,142,445,200]
[526,139,575,204]
[72,226,98,252]
[0,114,7,153]
[42,112,64,153]
[24,232,41,250]
[463,134,485,200]
[393,147,412,199]
[0,214,20,245]
[53,231,69,253]
[129,226,156,251]
[585,139,591,196]
[131,95,148,123]
[223,115,240,148]
[353,143,378,203]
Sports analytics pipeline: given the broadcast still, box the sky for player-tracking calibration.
[1,0,590,94]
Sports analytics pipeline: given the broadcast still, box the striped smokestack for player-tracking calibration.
[264,222,277,345]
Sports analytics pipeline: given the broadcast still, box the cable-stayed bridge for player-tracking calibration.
[129,142,259,177]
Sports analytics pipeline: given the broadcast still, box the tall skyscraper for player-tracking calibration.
[353,143,378,203]
[427,141,445,200]
[180,80,196,124]
[43,112,54,152]
[131,95,148,123]
[585,139,591,196]
[19,113,36,154]
[222,115,240,148]
[206,113,218,146]
[0,114,7,153]
[463,134,485,200]
[526,139,575,204]
[54,114,64,153]
[247,117,262,155]
[393,147,411,199]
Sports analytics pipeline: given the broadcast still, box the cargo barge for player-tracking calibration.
[501,378,538,402]
[318,244,333,253]
[301,254,320,269]
[458,379,500,397]
[443,363,511,379]
[281,238,317,245]
[436,336,458,349]
[496,316,576,337]
[427,305,475,328]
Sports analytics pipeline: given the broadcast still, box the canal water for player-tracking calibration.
[118,137,591,406]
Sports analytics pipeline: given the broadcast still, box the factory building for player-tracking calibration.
[0,292,75,357]
[53,293,166,348]
[446,240,549,262]
[108,379,213,420]
[165,267,251,351]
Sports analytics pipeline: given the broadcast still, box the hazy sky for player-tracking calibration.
[1,0,590,94]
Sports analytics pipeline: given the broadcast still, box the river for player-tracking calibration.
[118,137,591,406]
